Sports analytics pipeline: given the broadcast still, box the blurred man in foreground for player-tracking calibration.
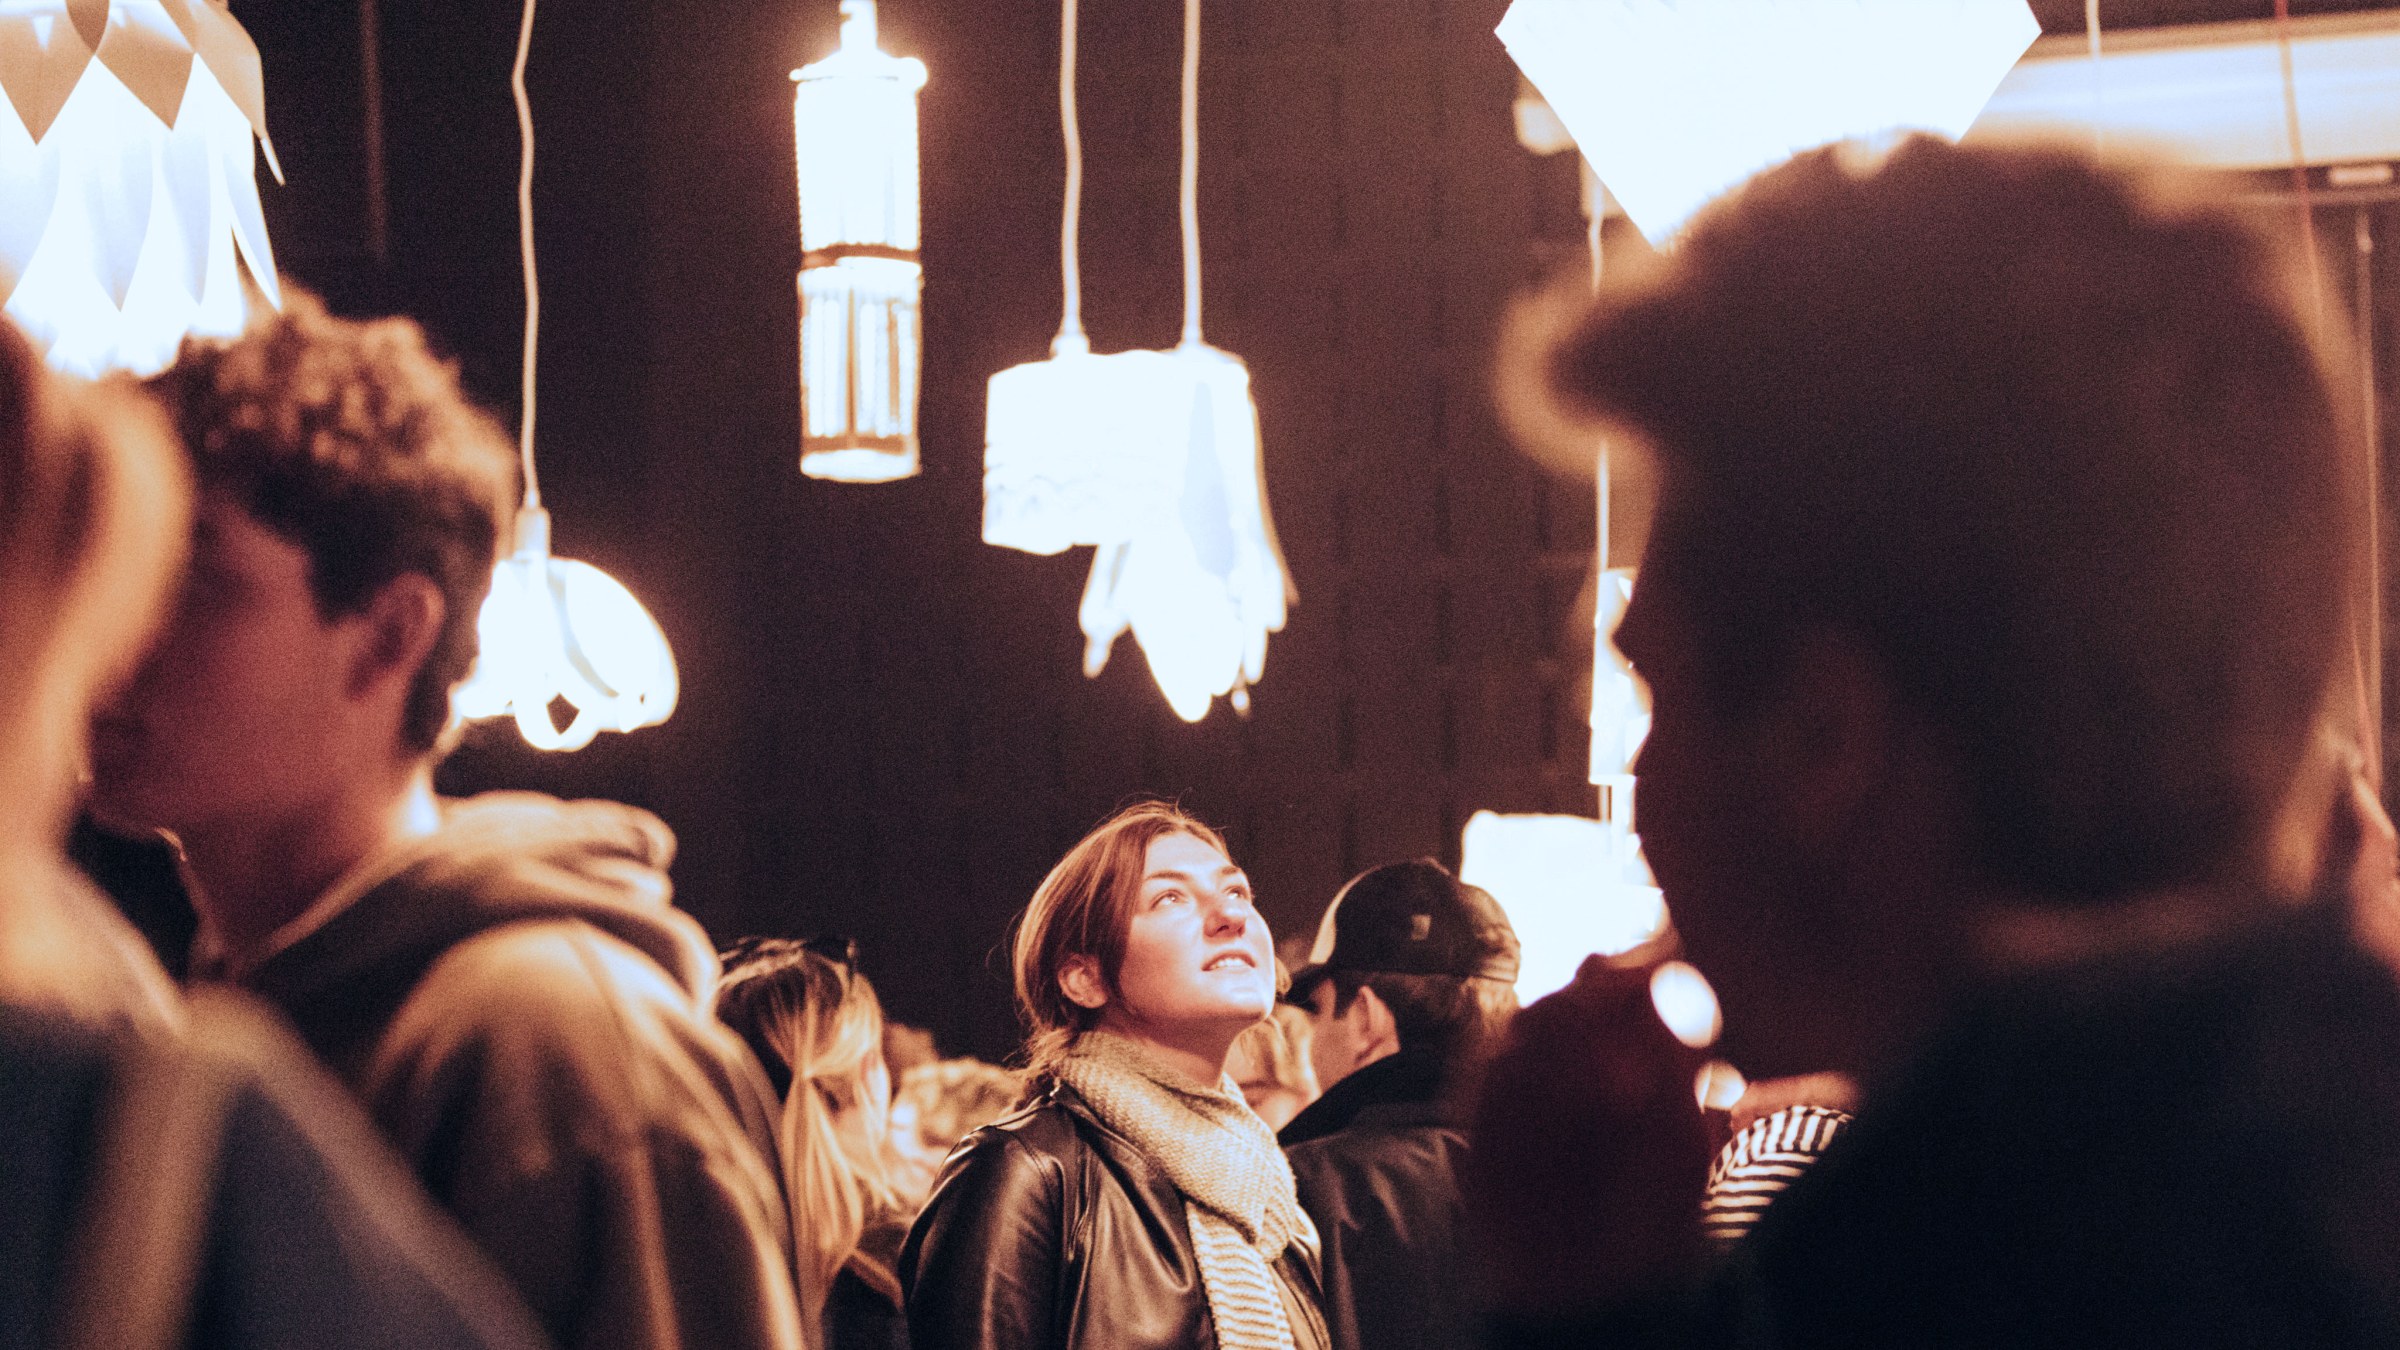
[88,295,805,1350]
[1482,138,2400,1345]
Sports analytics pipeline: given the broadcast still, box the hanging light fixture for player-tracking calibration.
[983,0,1291,722]
[1496,0,2040,243]
[451,0,676,752]
[0,0,282,377]
[793,0,926,483]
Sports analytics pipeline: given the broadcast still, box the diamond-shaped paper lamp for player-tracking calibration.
[1497,0,2039,242]
[0,0,281,376]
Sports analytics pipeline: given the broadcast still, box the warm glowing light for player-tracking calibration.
[980,0,1290,722]
[1591,567,1650,784]
[1695,1060,1748,1111]
[793,0,926,483]
[0,0,282,376]
[1651,960,1723,1050]
[453,507,678,753]
[1459,810,1668,1001]
[1496,0,2040,242]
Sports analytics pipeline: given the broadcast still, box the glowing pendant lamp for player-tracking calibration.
[793,0,926,483]
[1496,0,2040,243]
[0,0,282,377]
[984,0,1291,721]
[451,0,676,752]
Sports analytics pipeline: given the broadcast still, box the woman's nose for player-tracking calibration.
[1208,888,1257,933]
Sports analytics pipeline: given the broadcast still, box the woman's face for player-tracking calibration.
[1108,831,1277,1041]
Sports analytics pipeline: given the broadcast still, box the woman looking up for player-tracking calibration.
[900,802,1327,1350]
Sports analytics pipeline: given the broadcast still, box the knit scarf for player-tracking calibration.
[1054,1031,1311,1350]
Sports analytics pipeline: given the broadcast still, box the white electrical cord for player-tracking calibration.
[512,0,543,507]
[1056,0,1086,351]
[1178,0,1203,345]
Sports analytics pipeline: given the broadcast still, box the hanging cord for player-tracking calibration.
[1178,0,1202,346]
[2083,0,2103,153]
[2272,0,2326,324]
[1056,0,1086,351]
[512,0,543,508]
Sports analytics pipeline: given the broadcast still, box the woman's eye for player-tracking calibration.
[1152,890,1185,907]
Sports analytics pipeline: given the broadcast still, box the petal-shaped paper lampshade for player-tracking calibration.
[1459,809,1666,1002]
[793,0,926,482]
[453,507,678,752]
[1065,342,1291,722]
[1,0,280,376]
[1497,0,2040,242]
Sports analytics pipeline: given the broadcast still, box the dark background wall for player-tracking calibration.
[236,0,2398,1061]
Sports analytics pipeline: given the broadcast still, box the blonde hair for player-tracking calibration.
[1011,801,1231,1083]
[716,941,901,1315]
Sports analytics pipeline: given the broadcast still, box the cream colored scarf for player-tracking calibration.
[1054,1031,1312,1350]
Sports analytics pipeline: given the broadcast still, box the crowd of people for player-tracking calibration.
[8,134,2400,1349]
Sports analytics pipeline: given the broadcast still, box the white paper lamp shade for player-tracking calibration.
[793,0,926,482]
[1,0,280,376]
[1052,343,1291,722]
[984,342,1188,556]
[1460,809,1667,1002]
[1496,0,2040,243]
[453,508,679,752]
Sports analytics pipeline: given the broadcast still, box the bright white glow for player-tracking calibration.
[1695,1060,1748,1110]
[1650,960,1723,1050]
[1496,0,2039,242]
[1590,568,1650,784]
[1459,809,1668,1002]
[793,0,926,482]
[0,0,281,376]
[985,340,1291,723]
[453,507,679,752]
[1972,12,2400,168]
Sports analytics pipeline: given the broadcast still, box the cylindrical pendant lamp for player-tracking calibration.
[793,0,927,483]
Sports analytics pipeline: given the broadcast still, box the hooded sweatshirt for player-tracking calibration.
[215,792,808,1350]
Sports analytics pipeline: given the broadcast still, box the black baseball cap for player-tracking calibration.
[1289,859,1521,996]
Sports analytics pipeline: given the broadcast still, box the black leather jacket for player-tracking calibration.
[900,1082,1329,1350]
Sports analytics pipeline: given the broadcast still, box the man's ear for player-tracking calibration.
[1348,983,1401,1061]
[1059,955,1110,1012]
[345,573,446,703]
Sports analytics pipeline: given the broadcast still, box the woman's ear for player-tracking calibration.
[1059,955,1109,1011]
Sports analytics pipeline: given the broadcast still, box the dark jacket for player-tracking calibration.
[1282,1049,1476,1350]
[214,793,806,1350]
[900,1081,1330,1350]
[1496,900,2400,1349]
[1,991,550,1350]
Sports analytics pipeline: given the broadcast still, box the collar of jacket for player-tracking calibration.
[1278,1045,1453,1147]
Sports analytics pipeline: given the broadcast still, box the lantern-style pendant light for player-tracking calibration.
[452,0,677,751]
[0,0,283,377]
[793,0,927,483]
[983,0,1291,722]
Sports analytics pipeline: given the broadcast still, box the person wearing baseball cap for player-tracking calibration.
[1281,859,1521,1350]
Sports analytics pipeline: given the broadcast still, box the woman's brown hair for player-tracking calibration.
[1012,801,1229,1082]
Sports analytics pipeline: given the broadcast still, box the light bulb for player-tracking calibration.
[453,506,678,751]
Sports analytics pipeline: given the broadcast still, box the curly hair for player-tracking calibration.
[146,289,518,754]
